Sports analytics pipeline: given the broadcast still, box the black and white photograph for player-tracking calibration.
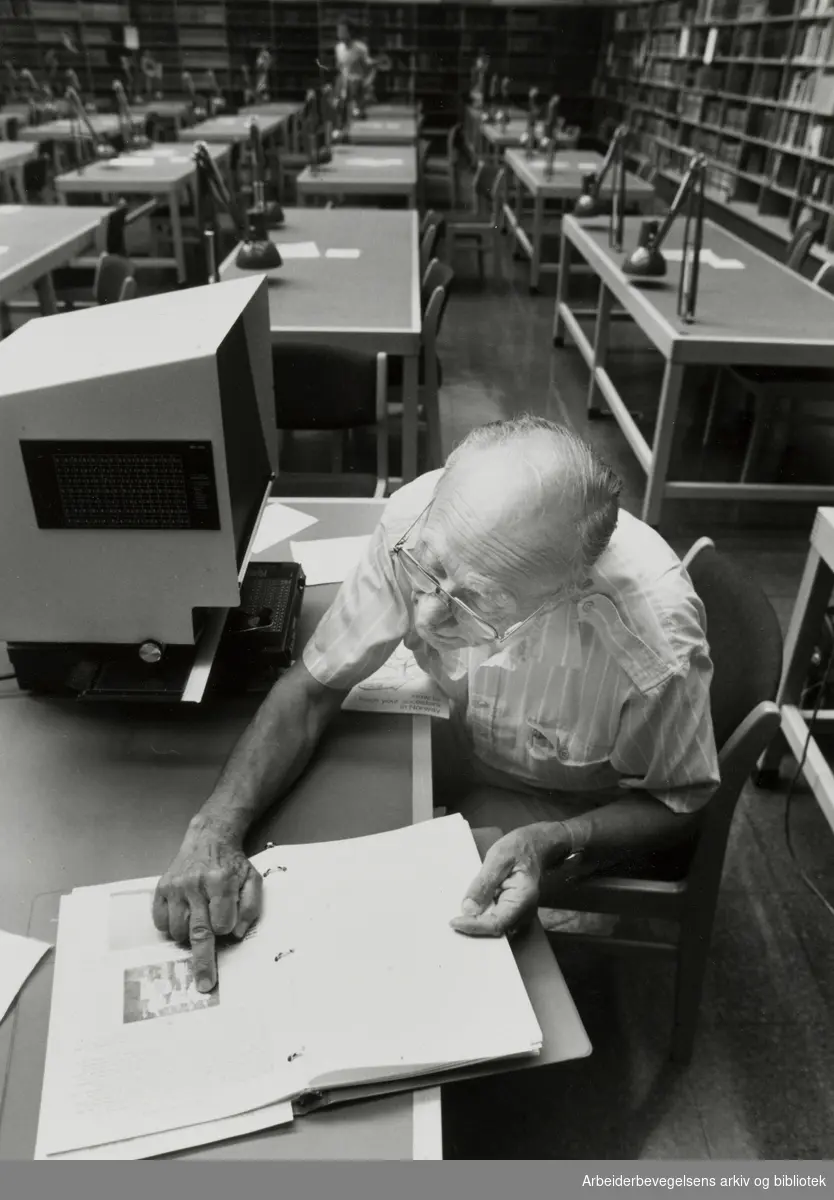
[123,960,219,1025]
[1,0,833,1187]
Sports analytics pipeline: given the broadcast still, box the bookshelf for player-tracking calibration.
[594,0,834,253]
[1,2,603,129]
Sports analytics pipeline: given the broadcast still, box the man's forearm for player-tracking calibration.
[195,662,345,844]
[534,796,699,870]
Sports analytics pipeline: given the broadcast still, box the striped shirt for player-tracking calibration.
[303,470,720,815]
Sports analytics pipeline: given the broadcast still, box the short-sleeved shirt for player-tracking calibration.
[335,39,371,82]
[302,470,720,815]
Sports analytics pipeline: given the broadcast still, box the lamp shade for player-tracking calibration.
[622,219,667,278]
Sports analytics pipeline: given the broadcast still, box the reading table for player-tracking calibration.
[295,145,418,209]
[0,498,590,1160]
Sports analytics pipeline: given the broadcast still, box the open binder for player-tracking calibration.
[34,816,557,1160]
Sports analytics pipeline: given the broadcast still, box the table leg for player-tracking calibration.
[169,187,186,285]
[760,548,833,779]
[587,282,612,417]
[553,227,571,346]
[529,193,544,293]
[34,274,58,316]
[642,359,684,527]
[12,165,25,203]
[297,185,308,208]
[402,353,420,483]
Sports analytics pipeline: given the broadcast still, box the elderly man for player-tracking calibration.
[153,417,719,991]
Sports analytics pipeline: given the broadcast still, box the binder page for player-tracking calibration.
[36,882,306,1158]
[251,815,542,1090]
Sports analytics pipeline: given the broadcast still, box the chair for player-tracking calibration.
[387,258,455,470]
[785,213,825,273]
[700,243,834,481]
[270,344,389,498]
[422,123,462,208]
[92,253,137,304]
[21,155,49,203]
[419,218,444,279]
[543,538,783,1064]
[420,209,440,239]
[445,160,506,282]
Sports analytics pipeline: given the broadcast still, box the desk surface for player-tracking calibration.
[483,120,572,148]
[370,104,420,118]
[296,144,417,194]
[0,496,589,1159]
[24,114,144,142]
[133,99,194,119]
[0,142,35,170]
[0,109,30,132]
[239,101,301,119]
[218,207,421,355]
[347,117,417,144]
[179,113,284,143]
[54,141,228,192]
[505,148,655,200]
[562,213,834,366]
[0,203,113,302]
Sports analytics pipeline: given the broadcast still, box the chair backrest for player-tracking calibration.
[680,539,783,893]
[785,214,825,273]
[270,343,380,431]
[446,122,462,162]
[475,160,499,205]
[105,199,129,256]
[421,257,454,318]
[420,209,440,239]
[419,221,442,278]
[22,155,48,200]
[93,253,137,305]
[813,261,834,295]
[4,116,19,141]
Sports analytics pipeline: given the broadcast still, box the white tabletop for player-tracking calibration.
[179,114,284,143]
[0,142,36,171]
[296,144,417,195]
[0,203,114,302]
[54,142,229,193]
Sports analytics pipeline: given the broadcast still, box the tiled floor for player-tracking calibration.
[429,185,834,1160]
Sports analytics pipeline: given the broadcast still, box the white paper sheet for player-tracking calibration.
[343,642,451,718]
[0,928,51,1024]
[251,501,318,554]
[325,248,361,259]
[290,534,371,585]
[0,246,8,254]
[103,157,157,168]
[346,157,403,167]
[274,241,321,259]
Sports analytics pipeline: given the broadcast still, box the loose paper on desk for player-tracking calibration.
[251,500,318,554]
[343,641,451,718]
[290,534,371,585]
[325,248,361,259]
[347,157,403,168]
[0,927,51,1025]
[273,241,321,259]
[36,816,541,1159]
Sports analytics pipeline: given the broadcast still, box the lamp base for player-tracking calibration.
[574,172,601,218]
[236,240,282,270]
[95,144,118,160]
[622,219,667,279]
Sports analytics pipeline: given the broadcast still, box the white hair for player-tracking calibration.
[444,415,622,594]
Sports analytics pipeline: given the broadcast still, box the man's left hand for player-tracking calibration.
[450,823,571,938]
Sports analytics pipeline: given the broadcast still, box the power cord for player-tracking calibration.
[782,640,834,920]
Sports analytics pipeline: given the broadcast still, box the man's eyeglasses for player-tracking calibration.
[390,500,548,646]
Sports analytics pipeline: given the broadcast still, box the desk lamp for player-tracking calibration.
[183,71,207,122]
[539,95,561,179]
[247,116,284,228]
[141,52,163,102]
[622,151,707,323]
[520,87,540,156]
[255,48,273,101]
[304,86,332,172]
[65,85,117,170]
[194,140,282,280]
[241,65,255,108]
[205,70,226,117]
[495,77,511,129]
[481,73,499,125]
[574,123,629,219]
[113,80,152,150]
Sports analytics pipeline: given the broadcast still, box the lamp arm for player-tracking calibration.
[249,118,265,191]
[113,80,131,142]
[65,85,105,149]
[543,94,560,139]
[651,154,706,251]
[592,124,628,198]
[194,141,248,241]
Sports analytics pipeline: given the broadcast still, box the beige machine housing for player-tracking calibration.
[0,275,276,648]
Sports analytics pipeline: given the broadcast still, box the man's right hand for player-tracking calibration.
[152,816,263,994]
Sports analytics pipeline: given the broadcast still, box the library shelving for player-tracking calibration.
[594,0,834,252]
[1,1,603,130]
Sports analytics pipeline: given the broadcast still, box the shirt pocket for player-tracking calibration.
[525,719,620,792]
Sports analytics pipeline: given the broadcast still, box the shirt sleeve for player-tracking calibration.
[301,517,410,691]
[609,645,721,815]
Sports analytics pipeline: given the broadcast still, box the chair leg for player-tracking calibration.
[701,368,723,449]
[477,242,485,283]
[670,925,712,1064]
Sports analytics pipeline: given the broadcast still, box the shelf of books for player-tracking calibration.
[1,2,601,124]
[594,0,834,251]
